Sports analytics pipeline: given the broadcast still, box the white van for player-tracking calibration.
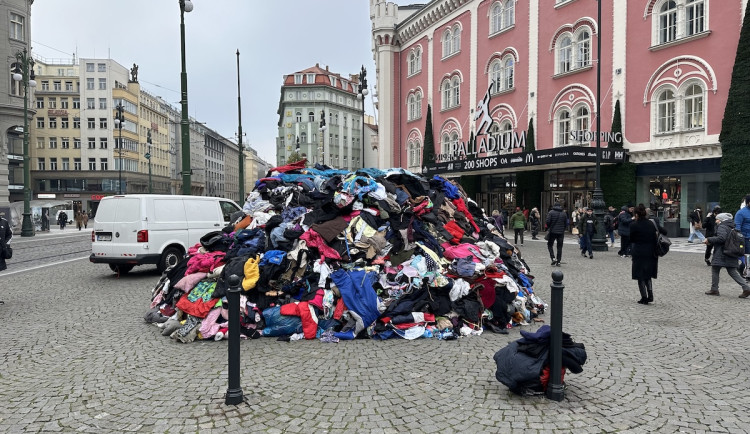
[90,195,242,273]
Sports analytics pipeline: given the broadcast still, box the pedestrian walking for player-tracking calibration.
[58,211,68,230]
[75,212,84,231]
[577,207,597,259]
[522,207,530,230]
[704,212,750,298]
[703,205,721,266]
[630,204,666,305]
[0,215,12,273]
[83,211,89,229]
[735,194,750,278]
[41,209,49,231]
[491,209,504,236]
[617,204,634,257]
[687,205,706,243]
[509,206,526,245]
[546,202,568,266]
[604,207,616,247]
[529,207,541,240]
[570,208,579,234]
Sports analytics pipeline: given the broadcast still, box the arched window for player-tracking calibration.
[684,83,703,130]
[300,132,307,144]
[442,133,451,155]
[502,0,514,29]
[558,35,572,74]
[557,109,571,146]
[408,48,422,75]
[503,56,514,90]
[308,111,315,122]
[657,89,675,133]
[576,30,590,69]
[452,77,460,107]
[443,29,453,57]
[415,91,422,119]
[658,1,677,44]
[452,25,461,54]
[442,80,452,110]
[490,61,502,91]
[408,94,416,121]
[490,3,503,33]
[408,140,422,169]
[574,106,590,140]
[686,0,705,36]
[450,132,460,154]
[295,111,302,122]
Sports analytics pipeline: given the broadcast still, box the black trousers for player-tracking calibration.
[618,235,631,256]
[547,233,564,261]
[514,228,524,245]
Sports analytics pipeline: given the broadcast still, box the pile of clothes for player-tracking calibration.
[144,160,547,343]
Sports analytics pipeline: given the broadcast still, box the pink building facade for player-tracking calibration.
[371,0,746,231]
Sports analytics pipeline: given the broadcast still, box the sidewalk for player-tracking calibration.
[521,231,707,254]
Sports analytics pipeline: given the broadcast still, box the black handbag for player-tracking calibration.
[2,245,11,260]
[651,220,670,257]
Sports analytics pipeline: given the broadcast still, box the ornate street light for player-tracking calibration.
[12,48,37,237]
[318,109,327,165]
[114,103,125,194]
[236,49,245,202]
[591,0,607,251]
[179,0,194,195]
[356,66,368,169]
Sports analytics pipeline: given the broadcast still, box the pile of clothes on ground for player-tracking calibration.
[144,160,547,343]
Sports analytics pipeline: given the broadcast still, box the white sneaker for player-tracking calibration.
[214,331,225,341]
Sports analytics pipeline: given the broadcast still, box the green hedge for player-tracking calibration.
[601,162,636,208]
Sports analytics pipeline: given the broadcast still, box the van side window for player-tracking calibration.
[220,201,241,222]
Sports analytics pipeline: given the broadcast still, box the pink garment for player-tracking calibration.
[199,307,223,339]
[186,251,226,275]
[173,272,208,293]
[150,292,164,309]
[187,243,203,256]
[443,244,483,262]
[300,229,341,261]
[308,289,325,310]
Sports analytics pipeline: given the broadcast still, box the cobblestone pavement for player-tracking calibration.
[1,233,749,433]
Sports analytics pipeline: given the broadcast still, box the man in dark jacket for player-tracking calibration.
[703,205,721,266]
[617,205,634,257]
[704,213,750,298]
[545,202,567,266]
[0,215,12,273]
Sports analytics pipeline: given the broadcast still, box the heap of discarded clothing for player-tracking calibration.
[144,159,547,343]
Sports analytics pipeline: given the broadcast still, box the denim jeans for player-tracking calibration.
[688,224,705,242]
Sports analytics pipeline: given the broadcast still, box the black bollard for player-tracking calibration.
[546,270,565,402]
[225,274,245,405]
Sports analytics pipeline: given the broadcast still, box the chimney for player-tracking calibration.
[316,63,319,68]
[326,65,329,72]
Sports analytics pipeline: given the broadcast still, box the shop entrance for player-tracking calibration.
[542,191,570,223]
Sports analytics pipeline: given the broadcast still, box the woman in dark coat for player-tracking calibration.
[629,204,667,304]
[703,213,750,298]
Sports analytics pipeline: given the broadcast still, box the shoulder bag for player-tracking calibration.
[651,219,670,257]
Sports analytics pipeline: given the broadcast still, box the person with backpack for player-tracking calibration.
[687,206,706,243]
[604,207,616,247]
[576,207,598,259]
[703,205,721,266]
[529,207,541,240]
[735,194,750,279]
[704,212,750,298]
[58,211,68,230]
[617,205,634,257]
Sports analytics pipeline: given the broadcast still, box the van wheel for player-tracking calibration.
[158,247,183,273]
[109,264,134,274]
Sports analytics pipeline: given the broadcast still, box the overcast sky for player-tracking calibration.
[30,0,416,164]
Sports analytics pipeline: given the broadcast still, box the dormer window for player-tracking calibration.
[306,73,315,83]
[294,74,303,84]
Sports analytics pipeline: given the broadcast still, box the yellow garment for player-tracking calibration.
[242,255,260,291]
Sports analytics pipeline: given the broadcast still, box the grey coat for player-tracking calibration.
[707,220,742,268]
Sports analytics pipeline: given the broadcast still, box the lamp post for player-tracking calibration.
[179,0,194,195]
[12,48,36,237]
[318,109,327,165]
[114,103,125,195]
[356,66,368,169]
[236,49,245,203]
[591,0,607,251]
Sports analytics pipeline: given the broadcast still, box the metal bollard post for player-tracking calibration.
[546,270,565,402]
[225,274,245,405]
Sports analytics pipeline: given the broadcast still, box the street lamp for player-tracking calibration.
[179,0,194,195]
[12,48,37,237]
[591,0,607,251]
[318,109,327,165]
[114,103,125,195]
[236,49,245,203]
[356,65,368,169]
